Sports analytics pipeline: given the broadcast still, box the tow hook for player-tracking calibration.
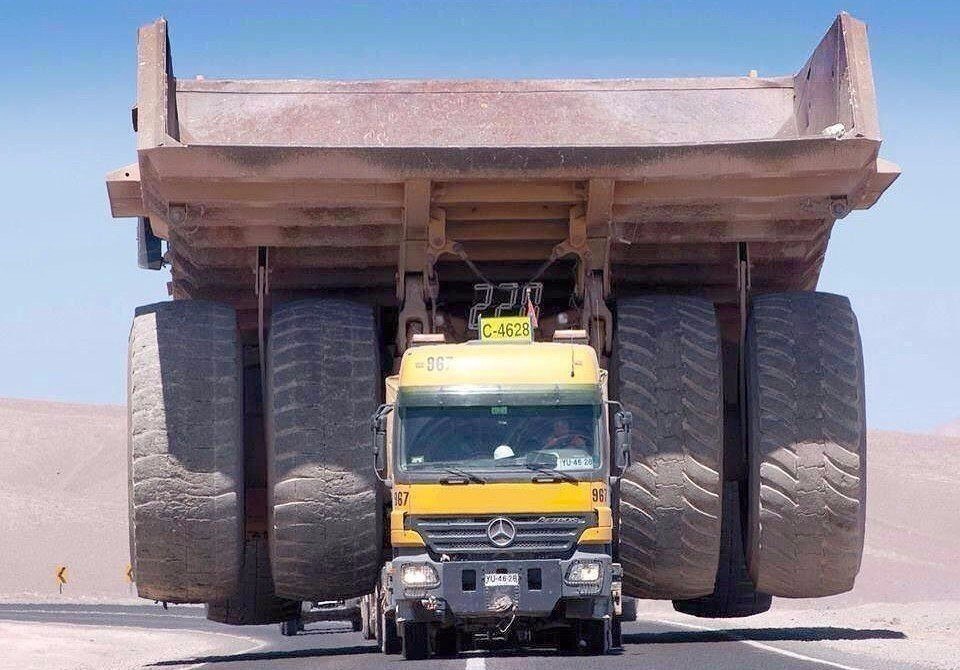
[420,596,445,616]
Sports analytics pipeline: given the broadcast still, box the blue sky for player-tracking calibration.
[0,1,957,431]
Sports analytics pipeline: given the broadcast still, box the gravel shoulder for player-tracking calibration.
[651,600,960,670]
[0,620,263,670]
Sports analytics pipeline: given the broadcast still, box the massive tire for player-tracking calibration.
[127,300,243,603]
[380,605,402,655]
[206,534,301,625]
[266,299,381,601]
[581,619,612,656]
[402,622,431,661]
[614,296,724,600]
[673,482,772,618]
[746,292,866,598]
[434,627,458,657]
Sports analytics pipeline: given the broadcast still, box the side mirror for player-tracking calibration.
[371,403,394,484]
[613,409,632,472]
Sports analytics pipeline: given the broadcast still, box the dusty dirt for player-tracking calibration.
[0,620,261,670]
[0,398,132,603]
[829,429,960,605]
[637,600,960,670]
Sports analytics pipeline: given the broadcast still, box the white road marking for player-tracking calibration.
[177,635,269,670]
[465,656,487,670]
[655,618,870,670]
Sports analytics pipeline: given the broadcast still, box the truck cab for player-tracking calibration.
[371,322,631,659]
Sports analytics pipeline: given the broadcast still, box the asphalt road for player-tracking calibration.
[0,604,923,670]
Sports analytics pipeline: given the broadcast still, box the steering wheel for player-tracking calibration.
[544,432,592,449]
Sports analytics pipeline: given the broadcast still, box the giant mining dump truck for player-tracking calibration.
[108,13,898,659]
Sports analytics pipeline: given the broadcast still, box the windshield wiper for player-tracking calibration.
[439,466,486,484]
[523,463,577,483]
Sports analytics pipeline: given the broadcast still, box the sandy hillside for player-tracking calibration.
[933,419,960,437]
[0,399,131,602]
[801,428,960,607]
[0,396,959,607]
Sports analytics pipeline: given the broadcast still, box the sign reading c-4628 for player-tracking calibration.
[479,316,533,342]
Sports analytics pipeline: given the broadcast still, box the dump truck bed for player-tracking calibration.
[107,13,897,311]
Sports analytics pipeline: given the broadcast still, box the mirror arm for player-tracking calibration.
[371,403,395,485]
[608,404,633,474]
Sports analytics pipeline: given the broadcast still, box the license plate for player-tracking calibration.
[479,316,533,342]
[557,456,595,469]
[484,572,520,587]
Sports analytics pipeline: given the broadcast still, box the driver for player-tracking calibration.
[545,419,587,449]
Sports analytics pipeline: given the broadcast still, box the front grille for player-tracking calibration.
[408,514,592,559]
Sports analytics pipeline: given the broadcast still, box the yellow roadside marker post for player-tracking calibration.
[56,566,67,594]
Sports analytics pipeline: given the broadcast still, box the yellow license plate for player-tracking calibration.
[479,316,533,342]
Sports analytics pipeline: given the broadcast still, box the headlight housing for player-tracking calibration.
[400,563,440,588]
[565,560,603,584]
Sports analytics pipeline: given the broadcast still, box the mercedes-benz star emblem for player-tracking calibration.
[486,517,516,547]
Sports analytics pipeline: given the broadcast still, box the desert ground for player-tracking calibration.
[0,620,262,670]
[1,397,958,668]
[0,399,131,603]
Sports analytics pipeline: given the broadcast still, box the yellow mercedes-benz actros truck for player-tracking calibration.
[368,321,633,659]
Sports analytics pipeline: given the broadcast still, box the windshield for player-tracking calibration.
[398,404,602,478]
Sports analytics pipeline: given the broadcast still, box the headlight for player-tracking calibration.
[400,563,439,587]
[565,560,603,584]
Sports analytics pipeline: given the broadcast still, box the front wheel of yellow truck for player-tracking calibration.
[434,627,458,657]
[401,621,431,661]
[581,619,612,655]
[378,591,402,655]
[556,619,611,655]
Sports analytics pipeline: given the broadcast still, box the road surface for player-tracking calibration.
[0,604,922,670]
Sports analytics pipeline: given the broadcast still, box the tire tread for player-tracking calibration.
[746,292,866,598]
[266,299,381,601]
[128,300,243,603]
[614,296,724,599]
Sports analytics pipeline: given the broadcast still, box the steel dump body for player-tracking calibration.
[107,14,897,315]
